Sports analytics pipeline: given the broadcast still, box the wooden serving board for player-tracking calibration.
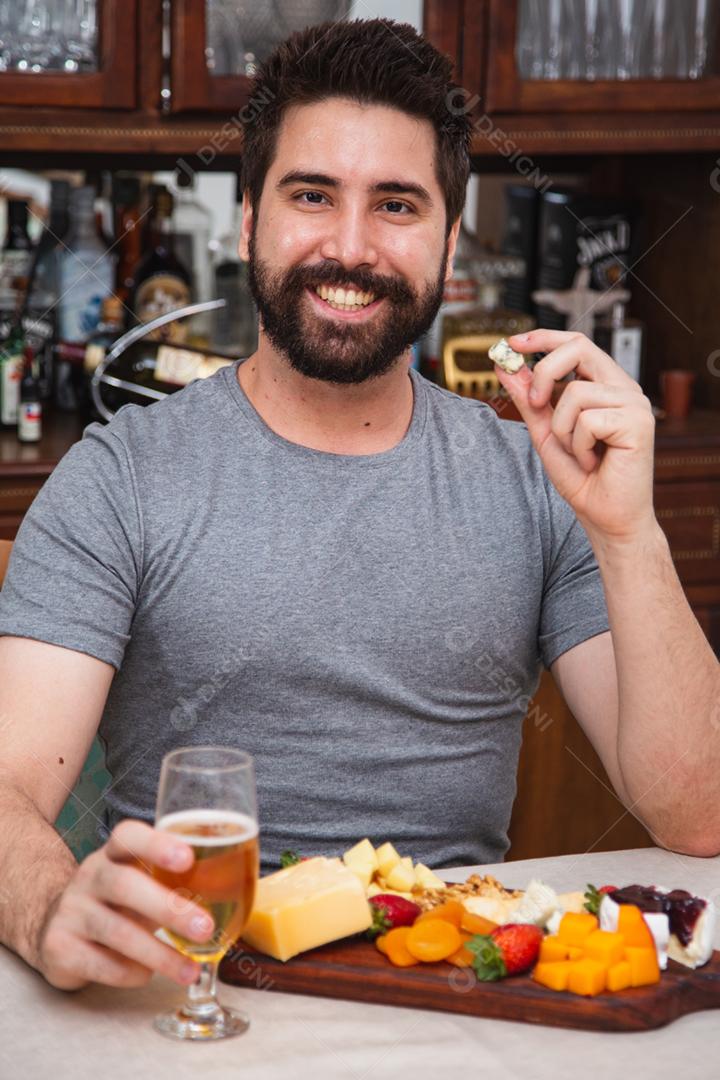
[220,938,720,1032]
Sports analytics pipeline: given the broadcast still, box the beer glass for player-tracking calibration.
[152,746,259,1041]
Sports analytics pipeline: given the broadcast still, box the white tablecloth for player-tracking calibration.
[1,847,718,1080]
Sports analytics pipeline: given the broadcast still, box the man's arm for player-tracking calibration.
[558,527,720,856]
[0,636,214,988]
[496,329,720,857]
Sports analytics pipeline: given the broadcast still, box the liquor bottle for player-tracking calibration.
[212,175,257,356]
[57,185,115,345]
[82,294,127,419]
[0,321,24,427]
[173,169,213,341]
[129,185,191,343]
[594,300,645,387]
[112,174,143,302]
[0,200,34,306]
[26,179,71,400]
[420,219,481,382]
[55,336,234,420]
[17,345,41,443]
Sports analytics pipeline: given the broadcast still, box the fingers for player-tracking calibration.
[105,818,193,875]
[507,330,642,407]
[90,859,214,944]
[551,381,647,456]
[570,405,655,473]
[79,897,200,986]
[42,925,157,991]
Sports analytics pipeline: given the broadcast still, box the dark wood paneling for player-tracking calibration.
[507,672,654,861]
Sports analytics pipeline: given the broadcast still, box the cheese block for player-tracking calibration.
[241,857,372,962]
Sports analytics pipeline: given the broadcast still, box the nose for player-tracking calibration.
[318,201,378,272]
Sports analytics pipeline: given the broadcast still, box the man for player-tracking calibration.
[0,19,718,994]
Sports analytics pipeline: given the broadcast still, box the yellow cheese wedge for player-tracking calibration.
[241,857,372,962]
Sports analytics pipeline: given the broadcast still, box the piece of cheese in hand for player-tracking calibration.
[241,857,372,962]
[488,338,525,374]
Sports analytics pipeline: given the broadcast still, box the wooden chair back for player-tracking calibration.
[0,539,12,587]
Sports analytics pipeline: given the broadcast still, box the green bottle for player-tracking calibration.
[0,322,24,427]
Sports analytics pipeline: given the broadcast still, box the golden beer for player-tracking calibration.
[154,809,259,963]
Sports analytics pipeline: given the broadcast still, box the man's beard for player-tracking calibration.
[247,225,447,385]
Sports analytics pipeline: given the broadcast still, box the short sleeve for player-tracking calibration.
[0,423,143,670]
[538,483,610,670]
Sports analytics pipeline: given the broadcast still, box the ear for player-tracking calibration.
[238,192,253,261]
[444,216,461,282]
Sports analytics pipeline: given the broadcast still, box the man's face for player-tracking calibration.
[241,98,458,385]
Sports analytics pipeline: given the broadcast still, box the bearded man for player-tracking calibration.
[0,18,717,993]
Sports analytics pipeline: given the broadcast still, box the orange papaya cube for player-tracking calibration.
[567,959,607,997]
[566,945,585,960]
[617,904,655,950]
[583,929,626,967]
[533,960,574,991]
[625,946,660,987]
[606,959,633,992]
[539,936,570,963]
[557,912,599,947]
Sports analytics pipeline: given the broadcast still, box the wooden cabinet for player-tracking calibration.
[0,413,85,540]
[1,1,720,158]
[0,0,136,110]
[462,0,720,155]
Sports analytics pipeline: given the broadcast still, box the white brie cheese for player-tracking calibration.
[512,879,559,926]
[666,902,716,969]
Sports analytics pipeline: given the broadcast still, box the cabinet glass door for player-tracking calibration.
[171,0,432,113]
[485,0,720,112]
[0,0,136,108]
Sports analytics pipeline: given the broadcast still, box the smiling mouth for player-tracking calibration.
[314,283,377,312]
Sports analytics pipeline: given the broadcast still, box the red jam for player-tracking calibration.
[609,884,705,947]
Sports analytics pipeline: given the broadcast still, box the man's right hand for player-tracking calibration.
[35,820,215,990]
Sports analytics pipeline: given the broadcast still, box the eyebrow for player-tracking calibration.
[276,170,434,207]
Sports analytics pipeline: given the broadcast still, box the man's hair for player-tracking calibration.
[240,18,471,234]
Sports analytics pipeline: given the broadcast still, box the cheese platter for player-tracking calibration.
[218,840,720,1033]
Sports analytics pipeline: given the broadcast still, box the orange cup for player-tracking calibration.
[660,369,695,419]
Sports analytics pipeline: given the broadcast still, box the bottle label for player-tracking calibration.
[135,274,191,343]
[154,346,231,387]
[58,258,114,344]
[18,401,41,441]
[84,343,106,375]
[0,352,22,425]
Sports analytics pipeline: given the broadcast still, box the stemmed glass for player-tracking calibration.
[152,747,259,1041]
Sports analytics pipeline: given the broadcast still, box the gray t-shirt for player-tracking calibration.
[0,362,609,870]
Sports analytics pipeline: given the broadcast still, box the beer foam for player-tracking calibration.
[157,808,258,845]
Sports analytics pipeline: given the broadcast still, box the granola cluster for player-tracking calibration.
[413,873,523,912]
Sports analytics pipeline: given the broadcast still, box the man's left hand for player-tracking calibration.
[495,329,656,542]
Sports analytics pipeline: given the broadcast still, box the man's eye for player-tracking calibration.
[294,191,327,205]
[382,200,412,214]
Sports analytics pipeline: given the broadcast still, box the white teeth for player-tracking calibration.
[313,285,377,310]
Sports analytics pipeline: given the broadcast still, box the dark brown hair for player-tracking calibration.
[240,18,471,234]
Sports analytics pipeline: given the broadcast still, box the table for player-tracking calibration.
[1,847,718,1080]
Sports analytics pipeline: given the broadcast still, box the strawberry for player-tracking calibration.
[467,924,543,981]
[368,895,422,939]
[584,883,618,915]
